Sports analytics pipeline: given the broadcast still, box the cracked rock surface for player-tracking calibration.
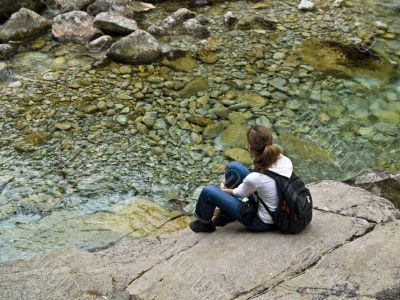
[0,180,399,300]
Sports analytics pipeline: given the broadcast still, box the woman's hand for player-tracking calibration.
[222,188,234,195]
[220,181,226,189]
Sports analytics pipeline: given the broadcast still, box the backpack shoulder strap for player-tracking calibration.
[254,192,274,216]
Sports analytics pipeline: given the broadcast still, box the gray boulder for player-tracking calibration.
[52,11,102,43]
[94,12,138,35]
[0,181,399,300]
[0,0,44,22]
[106,30,161,64]
[347,169,400,210]
[0,8,50,43]
[87,0,155,18]
[181,18,210,39]
[0,44,15,59]
[50,0,96,13]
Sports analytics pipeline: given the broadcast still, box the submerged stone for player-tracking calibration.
[197,48,219,64]
[177,77,209,98]
[220,124,248,149]
[239,92,268,108]
[161,55,197,72]
[203,121,224,139]
[13,132,50,152]
[298,39,395,86]
[280,133,333,162]
[373,110,399,125]
[224,148,252,166]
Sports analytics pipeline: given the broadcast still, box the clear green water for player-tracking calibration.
[0,0,399,262]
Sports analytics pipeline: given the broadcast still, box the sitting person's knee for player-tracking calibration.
[226,161,241,170]
[203,184,218,195]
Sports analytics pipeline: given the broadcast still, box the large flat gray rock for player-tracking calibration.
[309,180,400,223]
[257,220,400,299]
[0,180,399,300]
[127,211,370,299]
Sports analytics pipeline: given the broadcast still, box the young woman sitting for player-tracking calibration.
[190,125,293,233]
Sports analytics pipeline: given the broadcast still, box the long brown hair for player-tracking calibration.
[247,125,281,171]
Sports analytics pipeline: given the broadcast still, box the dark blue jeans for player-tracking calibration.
[194,161,276,232]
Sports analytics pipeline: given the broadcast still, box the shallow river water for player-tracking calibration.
[0,0,399,262]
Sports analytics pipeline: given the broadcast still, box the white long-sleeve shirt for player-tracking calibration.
[233,155,293,224]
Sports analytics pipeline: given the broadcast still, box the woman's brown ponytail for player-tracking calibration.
[247,125,281,171]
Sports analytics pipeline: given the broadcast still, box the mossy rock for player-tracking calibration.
[197,48,219,64]
[220,124,248,149]
[13,131,50,152]
[373,110,399,125]
[177,77,209,98]
[298,39,395,85]
[280,133,333,162]
[239,92,268,108]
[161,55,198,72]
[228,111,252,124]
[224,148,252,166]
[203,121,224,139]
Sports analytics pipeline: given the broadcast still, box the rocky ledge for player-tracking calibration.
[0,180,399,300]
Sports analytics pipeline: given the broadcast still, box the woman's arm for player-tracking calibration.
[221,188,234,195]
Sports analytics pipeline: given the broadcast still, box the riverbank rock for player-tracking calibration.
[0,8,50,43]
[51,0,95,13]
[87,35,113,51]
[106,30,161,64]
[347,170,400,210]
[94,12,138,35]
[0,44,15,59]
[52,11,102,43]
[87,0,155,18]
[0,0,44,22]
[0,181,399,299]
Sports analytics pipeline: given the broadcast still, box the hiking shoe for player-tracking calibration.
[189,220,216,233]
[212,214,235,227]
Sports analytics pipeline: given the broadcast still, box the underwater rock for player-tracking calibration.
[106,30,161,64]
[224,148,252,166]
[52,11,102,43]
[13,132,50,152]
[197,47,218,64]
[298,39,395,86]
[161,55,198,72]
[279,133,333,162]
[177,77,209,98]
[239,91,268,108]
[220,124,247,149]
[203,121,224,139]
[0,8,50,43]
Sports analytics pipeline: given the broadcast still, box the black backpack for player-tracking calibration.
[256,170,313,234]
